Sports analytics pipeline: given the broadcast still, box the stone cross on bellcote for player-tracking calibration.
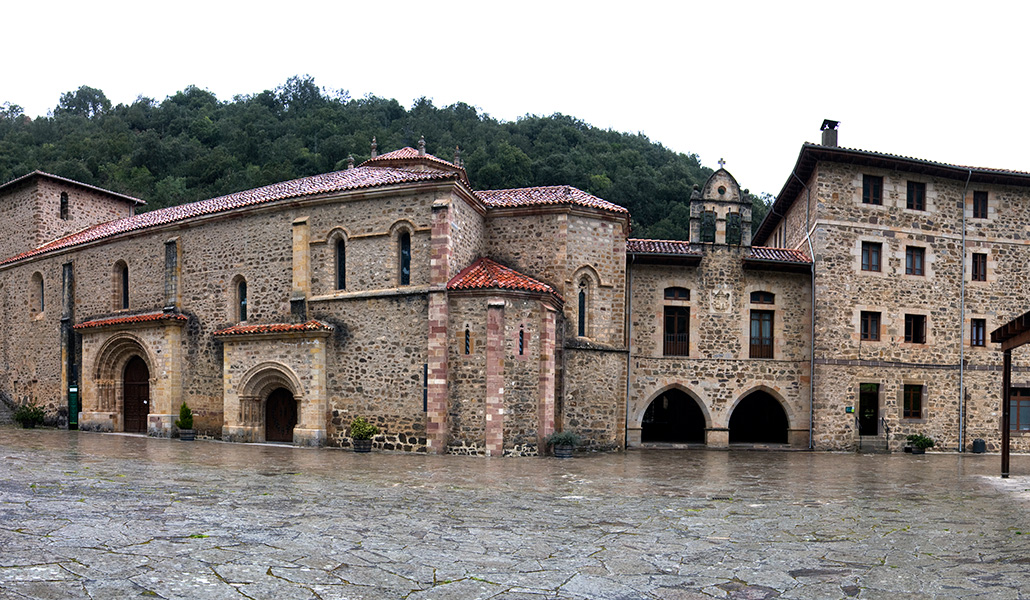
[718,158,726,169]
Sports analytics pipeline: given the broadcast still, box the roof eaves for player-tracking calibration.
[0,170,145,205]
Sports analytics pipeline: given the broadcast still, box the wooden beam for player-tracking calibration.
[1001,327,1030,352]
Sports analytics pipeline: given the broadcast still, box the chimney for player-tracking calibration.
[821,119,839,147]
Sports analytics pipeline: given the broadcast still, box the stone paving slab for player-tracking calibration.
[1,428,1029,599]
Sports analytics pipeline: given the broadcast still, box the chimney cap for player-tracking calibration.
[821,119,840,131]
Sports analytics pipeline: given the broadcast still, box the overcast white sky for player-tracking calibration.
[3,1,1028,196]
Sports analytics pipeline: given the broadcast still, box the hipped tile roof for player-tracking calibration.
[74,311,188,330]
[626,239,699,255]
[212,320,335,336]
[448,258,562,301]
[1,167,458,266]
[360,147,465,171]
[477,186,628,214]
[746,247,811,263]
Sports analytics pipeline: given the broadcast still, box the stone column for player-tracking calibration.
[425,199,453,454]
[537,304,557,449]
[163,237,181,311]
[294,337,328,447]
[485,298,505,456]
[290,217,310,321]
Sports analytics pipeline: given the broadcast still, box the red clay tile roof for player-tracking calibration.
[360,147,464,171]
[212,320,335,336]
[74,311,188,330]
[746,247,811,263]
[626,239,700,255]
[0,170,144,205]
[1,167,459,266]
[477,186,628,214]
[448,258,562,301]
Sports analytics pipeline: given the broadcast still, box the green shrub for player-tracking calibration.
[175,402,194,430]
[906,434,935,450]
[546,431,582,447]
[13,403,45,428]
[349,417,379,440]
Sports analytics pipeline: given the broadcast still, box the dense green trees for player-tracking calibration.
[0,77,770,240]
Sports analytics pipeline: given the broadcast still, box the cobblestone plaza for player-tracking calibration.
[1,429,1029,599]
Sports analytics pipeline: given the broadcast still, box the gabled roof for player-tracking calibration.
[477,186,628,215]
[1,166,459,266]
[359,147,469,184]
[626,239,699,255]
[755,142,1030,245]
[0,170,144,205]
[74,311,188,330]
[212,320,335,337]
[448,257,563,302]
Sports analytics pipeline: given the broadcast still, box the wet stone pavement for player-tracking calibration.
[1,429,1029,600]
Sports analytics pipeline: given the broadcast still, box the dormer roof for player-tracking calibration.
[359,147,469,184]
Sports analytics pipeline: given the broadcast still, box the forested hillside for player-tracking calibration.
[0,76,769,240]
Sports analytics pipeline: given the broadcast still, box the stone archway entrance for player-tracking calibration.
[729,390,788,444]
[642,389,706,443]
[264,387,297,443]
[123,356,150,433]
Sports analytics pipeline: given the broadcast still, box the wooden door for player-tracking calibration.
[265,388,296,442]
[123,356,149,433]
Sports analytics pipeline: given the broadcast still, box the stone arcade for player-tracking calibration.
[1,124,1028,454]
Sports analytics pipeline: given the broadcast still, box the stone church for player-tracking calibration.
[1,124,1027,454]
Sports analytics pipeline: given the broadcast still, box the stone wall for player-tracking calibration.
[563,345,626,450]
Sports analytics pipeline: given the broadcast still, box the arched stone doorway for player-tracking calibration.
[642,389,706,443]
[123,356,150,433]
[264,387,297,443]
[729,390,789,443]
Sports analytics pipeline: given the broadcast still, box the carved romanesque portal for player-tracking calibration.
[729,390,789,443]
[641,389,706,443]
[264,387,297,442]
[122,356,150,433]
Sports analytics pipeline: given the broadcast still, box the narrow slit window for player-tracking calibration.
[238,279,248,322]
[464,326,471,355]
[518,326,525,356]
[577,284,587,337]
[399,232,411,285]
[335,238,346,290]
[120,263,129,309]
[59,192,69,220]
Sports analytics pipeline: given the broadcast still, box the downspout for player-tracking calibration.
[790,171,817,449]
[625,253,635,450]
[958,168,972,452]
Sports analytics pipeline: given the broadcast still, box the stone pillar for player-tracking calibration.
[291,217,310,321]
[294,337,328,447]
[485,298,505,456]
[425,199,453,454]
[706,427,729,448]
[163,237,181,311]
[149,323,183,438]
[537,304,557,448]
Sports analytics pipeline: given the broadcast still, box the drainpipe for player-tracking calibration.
[958,169,972,452]
[625,253,635,449]
[790,171,817,449]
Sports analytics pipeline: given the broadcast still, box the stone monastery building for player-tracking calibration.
[2,123,1028,455]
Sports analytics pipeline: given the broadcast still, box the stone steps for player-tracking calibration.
[857,436,889,454]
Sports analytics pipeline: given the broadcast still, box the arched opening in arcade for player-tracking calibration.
[641,388,706,443]
[122,356,150,433]
[264,387,297,443]
[729,390,789,444]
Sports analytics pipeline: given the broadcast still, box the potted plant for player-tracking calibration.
[349,417,379,452]
[906,434,934,454]
[546,431,582,458]
[13,403,45,429]
[175,402,195,441]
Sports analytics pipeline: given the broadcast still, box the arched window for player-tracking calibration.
[577,282,587,337]
[113,261,129,310]
[59,192,69,220]
[335,237,346,290]
[31,272,44,314]
[237,278,248,322]
[399,232,411,285]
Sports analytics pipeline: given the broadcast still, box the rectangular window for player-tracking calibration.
[861,241,882,272]
[750,310,774,358]
[862,175,883,205]
[903,384,923,419]
[1012,389,1030,431]
[905,314,926,344]
[726,212,742,245]
[973,191,988,219]
[905,246,925,276]
[860,311,881,341]
[971,318,986,347]
[701,211,716,243]
[907,181,926,210]
[663,306,689,356]
[972,253,987,282]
